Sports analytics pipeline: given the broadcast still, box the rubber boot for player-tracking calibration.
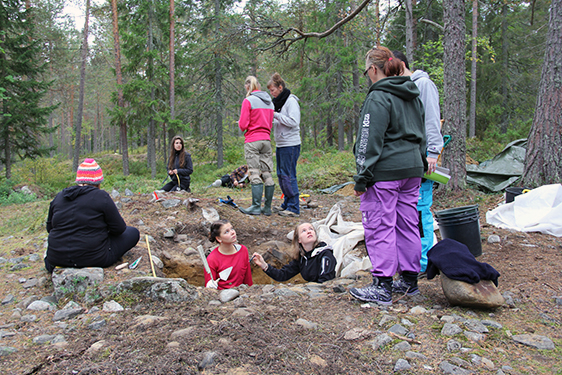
[239,183,263,215]
[261,185,275,216]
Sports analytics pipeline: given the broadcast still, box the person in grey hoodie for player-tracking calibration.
[393,51,444,276]
[267,73,302,217]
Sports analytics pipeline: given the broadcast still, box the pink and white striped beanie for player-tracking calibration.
[75,158,104,185]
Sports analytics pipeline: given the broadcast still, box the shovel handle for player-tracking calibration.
[197,245,213,277]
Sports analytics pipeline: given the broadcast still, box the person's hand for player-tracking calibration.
[251,253,268,271]
[354,190,364,197]
[426,157,438,174]
[172,169,178,175]
[206,278,218,289]
[233,181,239,187]
[168,170,173,175]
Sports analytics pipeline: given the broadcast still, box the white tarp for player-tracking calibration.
[486,184,562,237]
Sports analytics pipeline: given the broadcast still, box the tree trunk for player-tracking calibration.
[72,0,90,172]
[442,0,467,190]
[468,0,477,138]
[215,0,224,168]
[147,1,156,178]
[500,0,509,134]
[522,0,562,186]
[111,0,129,175]
[405,0,415,65]
[169,0,175,123]
[336,30,344,151]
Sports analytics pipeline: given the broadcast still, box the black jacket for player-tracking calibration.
[46,185,126,268]
[265,242,336,283]
[168,151,193,181]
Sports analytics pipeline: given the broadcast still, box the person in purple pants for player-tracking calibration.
[349,47,427,305]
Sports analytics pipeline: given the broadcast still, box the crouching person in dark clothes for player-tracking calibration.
[251,222,336,283]
[44,158,140,273]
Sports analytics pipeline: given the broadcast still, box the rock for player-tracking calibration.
[88,320,106,330]
[309,354,327,367]
[0,330,15,339]
[274,287,299,298]
[232,308,255,318]
[481,357,495,369]
[22,278,37,288]
[26,301,52,311]
[162,199,181,208]
[394,358,411,372]
[501,292,516,307]
[553,296,562,306]
[21,314,37,322]
[2,294,15,305]
[201,208,220,222]
[20,186,33,195]
[171,327,195,339]
[174,234,188,242]
[163,229,175,238]
[441,315,455,323]
[379,314,397,327]
[167,341,180,348]
[296,318,317,329]
[0,346,17,356]
[198,351,218,370]
[405,351,427,360]
[447,339,462,352]
[487,235,501,244]
[103,300,124,312]
[440,274,505,309]
[393,341,412,352]
[343,328,371,341]
[469,354,481,365]
[51,268,104,300]
[481,319,502,329]
[125,188,134,196]
[86,340,107,355]
[371,333,393,350]
[131,315,168,329]
[10,263,28,271]
[388,324,408,336]
[512,334,555,350]
[115,202,122,210]
[219,289,240,303]
[111,189,120,198]
[53,307,85,321]
[116,277,198,303]
[28,254,41,262]
[409,305,428,315]
[33,334,56,344]
[464,319,489,333]
[151,256,164,269]
[441,323,463,336]
[439,360,473,375]
[464,330,486,343]
[401,318,414,327]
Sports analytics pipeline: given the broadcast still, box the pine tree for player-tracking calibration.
[0,0,55,179]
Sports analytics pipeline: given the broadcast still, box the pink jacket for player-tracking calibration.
[238,90,274,143]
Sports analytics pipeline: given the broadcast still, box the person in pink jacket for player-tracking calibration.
[238,76,276,216]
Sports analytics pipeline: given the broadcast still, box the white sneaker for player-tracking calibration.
[212,179,222,187]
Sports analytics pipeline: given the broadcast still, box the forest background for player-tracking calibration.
[1,0,561,204]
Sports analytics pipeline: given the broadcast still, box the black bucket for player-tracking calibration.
[435,205,482,257]
[505,187,527,203]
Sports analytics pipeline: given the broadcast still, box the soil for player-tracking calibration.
[0,186,561,374]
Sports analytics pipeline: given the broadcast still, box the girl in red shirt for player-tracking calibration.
[205,220,253,289]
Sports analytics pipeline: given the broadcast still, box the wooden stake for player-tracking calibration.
[146,235,157,277]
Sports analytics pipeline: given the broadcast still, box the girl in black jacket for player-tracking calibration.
[161,135,193,192]
[252,223,336,283]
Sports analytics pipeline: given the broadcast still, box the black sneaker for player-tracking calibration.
[349,277,392,305]
[392,274,420,296]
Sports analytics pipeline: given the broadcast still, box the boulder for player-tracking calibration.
[440,274,505,309]
[116,277,198,303]
[51,268,104,300]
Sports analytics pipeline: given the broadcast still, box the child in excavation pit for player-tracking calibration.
[252,222,336,283]
[205,220,253,290]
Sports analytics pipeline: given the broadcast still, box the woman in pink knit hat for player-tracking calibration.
[44,159,140,272]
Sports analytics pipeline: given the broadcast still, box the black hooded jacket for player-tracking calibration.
[264,242,336,283]
[46,185,126,268]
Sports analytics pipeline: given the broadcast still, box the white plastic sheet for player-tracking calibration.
[486,184,562,237]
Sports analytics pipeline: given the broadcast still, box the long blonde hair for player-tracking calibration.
[245,76,261,97]
[291,222,320,259]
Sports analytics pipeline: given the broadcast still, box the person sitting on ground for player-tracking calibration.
[161,135,193,192]
[211,165,249,188]
[251,222,336,283]
[205,220,253,289]
[45,159,140,273]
